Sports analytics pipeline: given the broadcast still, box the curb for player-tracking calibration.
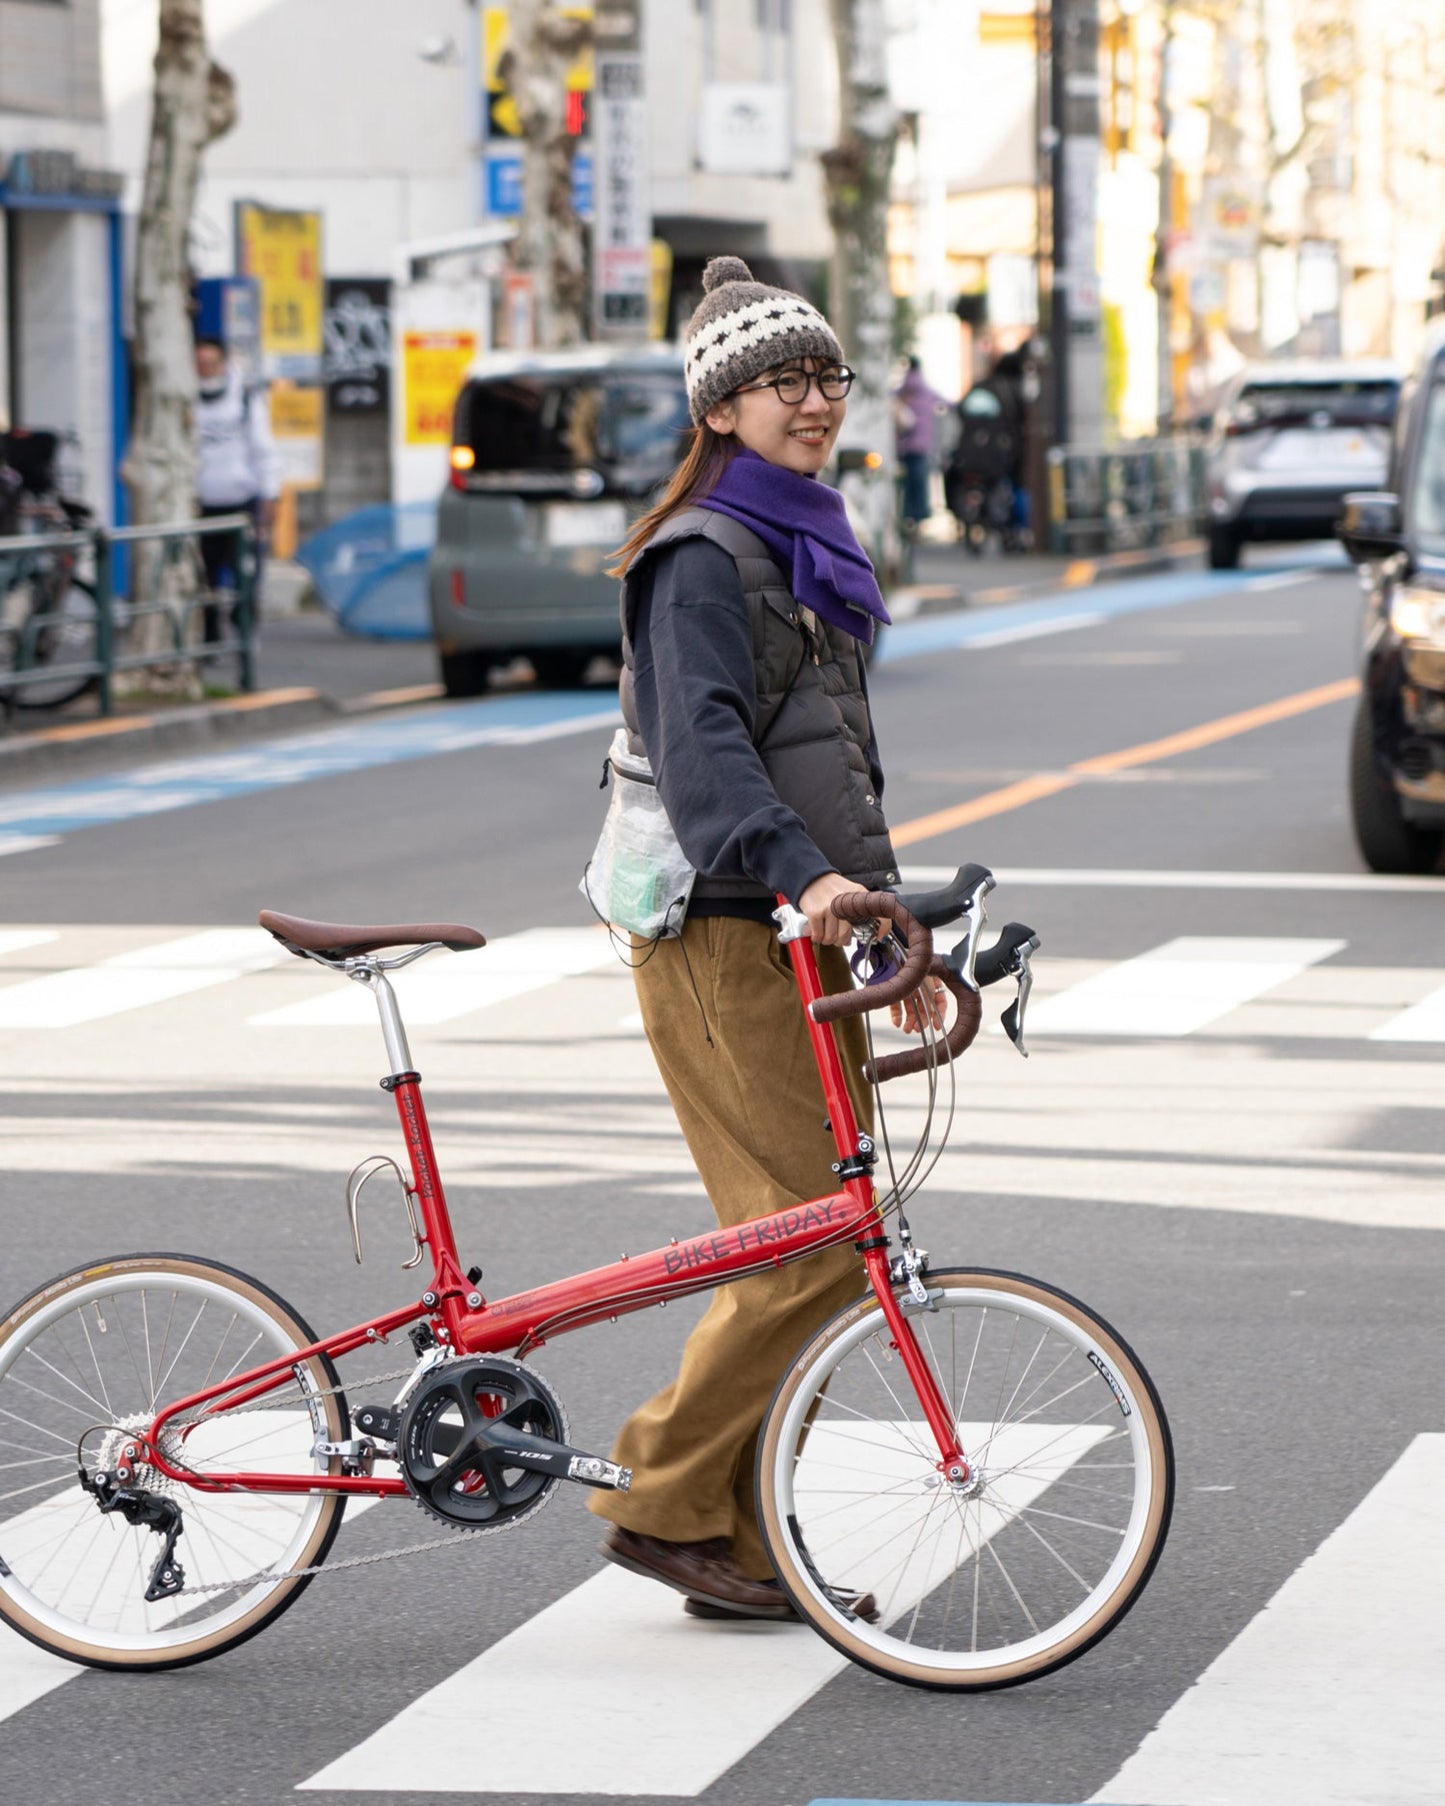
[0,540,1205,784]
[892,536,1206,619]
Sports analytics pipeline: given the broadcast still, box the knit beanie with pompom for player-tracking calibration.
[682,255,846,425]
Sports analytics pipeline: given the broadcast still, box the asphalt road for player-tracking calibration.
[0,545,1441,1806]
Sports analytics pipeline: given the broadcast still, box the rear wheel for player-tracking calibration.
[439,646,493,697]
[757,1267,1173,1690]
[1207,526,1240,569]
[2,574,97,709]
[1349,697,1444,874]
[0,1254,348,1670]
[529,647,592,688]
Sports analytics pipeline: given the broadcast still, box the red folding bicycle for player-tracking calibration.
[0,868,1173,1690]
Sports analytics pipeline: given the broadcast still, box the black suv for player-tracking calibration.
[1340,321,1445,873]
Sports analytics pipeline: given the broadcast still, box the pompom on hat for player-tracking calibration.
[683,256,846,424]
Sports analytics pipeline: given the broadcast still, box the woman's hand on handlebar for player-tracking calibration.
[891,975,948,1034]
[798,872,870,946]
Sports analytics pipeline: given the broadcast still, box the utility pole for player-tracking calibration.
[1154,0,1177,432]
[1050,0,1103,447]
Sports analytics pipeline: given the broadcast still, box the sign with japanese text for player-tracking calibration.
[234,204,324,380]
[402,330,477,446]
[268,381,324,490]
[593,49,650,335]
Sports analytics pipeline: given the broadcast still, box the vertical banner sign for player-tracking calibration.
[268,382,325,490]
[592,0,649,336]
[323,278,392,415]
[402,330,477,445]
[234,204,324,380]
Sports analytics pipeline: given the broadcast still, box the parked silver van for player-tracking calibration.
[427,345,689,694]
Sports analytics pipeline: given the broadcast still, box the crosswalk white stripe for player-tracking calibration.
[1091,1434,1445,1806]
[1024,937,1345,1037]
[0,929,286,1028]
[0,930,58,957]
[248,928,617,1027]
[0,1489,380,1723]
[1369,982,1445,1043]
[299,1422,1100,1797]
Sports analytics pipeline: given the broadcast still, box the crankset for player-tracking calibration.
[398,1355,630,1530]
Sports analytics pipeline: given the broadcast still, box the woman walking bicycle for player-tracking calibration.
[589,257,946,1621]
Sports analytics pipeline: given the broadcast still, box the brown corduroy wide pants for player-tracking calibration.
[588,914,875,1580]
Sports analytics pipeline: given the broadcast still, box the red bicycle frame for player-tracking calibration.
[144,925,969,1496]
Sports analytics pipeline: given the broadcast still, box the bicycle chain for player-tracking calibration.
[133,1354,558,1597]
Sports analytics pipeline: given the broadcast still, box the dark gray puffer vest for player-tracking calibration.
[619,507,899,905]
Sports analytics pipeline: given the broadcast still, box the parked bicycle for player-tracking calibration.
[0,428,99,711]
[0,866,1173,1690]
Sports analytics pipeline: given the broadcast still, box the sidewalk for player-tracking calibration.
[0,530,1205,783]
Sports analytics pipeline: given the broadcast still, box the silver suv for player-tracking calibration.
[428,346,689,694]
[1203,359,1400,569]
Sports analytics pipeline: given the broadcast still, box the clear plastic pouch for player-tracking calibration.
[580,728,696,941]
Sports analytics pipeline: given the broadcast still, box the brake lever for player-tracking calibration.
[948,871,996,993]
[1000,941,1038,1058]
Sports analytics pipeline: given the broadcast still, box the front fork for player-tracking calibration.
[860,1244,971,1485]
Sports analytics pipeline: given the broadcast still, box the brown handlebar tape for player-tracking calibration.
[809,891,933,1023]
[864,954,983,1084]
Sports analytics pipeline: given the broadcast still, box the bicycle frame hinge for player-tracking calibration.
[830,1134,877,1182]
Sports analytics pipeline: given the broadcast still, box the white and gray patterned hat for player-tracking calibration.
[683,256,845,424]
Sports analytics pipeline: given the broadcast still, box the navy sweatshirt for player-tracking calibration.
[629,536,886,917]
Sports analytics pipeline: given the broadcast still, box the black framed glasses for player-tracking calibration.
[732,366,855,404]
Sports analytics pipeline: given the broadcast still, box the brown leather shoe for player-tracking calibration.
[599,1526,792,1616]
[683,1582,880,1624]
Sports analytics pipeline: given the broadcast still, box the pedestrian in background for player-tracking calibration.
[194,337,280,611]
[892,354,949,531]
[589,256,946,1622]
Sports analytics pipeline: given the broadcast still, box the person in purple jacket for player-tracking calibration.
[893,355,949,528]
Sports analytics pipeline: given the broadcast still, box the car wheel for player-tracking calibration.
[1349,698,1444,874]
[529,648,593,689]
[439,647,493,698]
[1207,527,1241,569]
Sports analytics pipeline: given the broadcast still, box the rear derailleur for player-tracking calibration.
[78,1464,186,1602]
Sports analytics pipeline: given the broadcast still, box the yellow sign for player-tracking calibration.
[268,380,324,491]
[483,4,593,134]
[403,331,477,446]
[649,239,672,342]
[236,204,324,376]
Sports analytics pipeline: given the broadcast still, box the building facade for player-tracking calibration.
[1,0,125,522]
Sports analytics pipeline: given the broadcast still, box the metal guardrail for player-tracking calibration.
[0,514,256,716]
[1046,436,1207,554]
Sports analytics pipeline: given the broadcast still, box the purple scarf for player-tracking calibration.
[694,448,891,645]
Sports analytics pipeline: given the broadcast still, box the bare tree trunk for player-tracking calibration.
[501,1,592,348]
[123,1,235,682]
[823,0,900,573]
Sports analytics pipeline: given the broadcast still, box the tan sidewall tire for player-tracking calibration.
[757,1266,1173,1690]
[0,1254,348,1670]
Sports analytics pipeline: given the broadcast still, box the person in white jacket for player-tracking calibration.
[194,337,281,603]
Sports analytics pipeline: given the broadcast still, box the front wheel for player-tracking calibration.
[0,1254,349,1670]
[757,1267,1173,1690]
[3,574,97,709]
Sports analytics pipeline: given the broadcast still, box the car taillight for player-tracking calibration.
[449,444,475,490]
[449,569,466,610]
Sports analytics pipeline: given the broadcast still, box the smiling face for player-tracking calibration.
[704,357,847,476]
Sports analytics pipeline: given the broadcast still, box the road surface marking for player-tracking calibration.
[1091,1434,1445,1806]
[299,1423,1103,1796]
[249,928,615,1027]
[1023,938,1345,1037]
[1369,982,1445,1043]
[0,929,287,1028]
[890,678,1360,847]
[0,1421,379,1722]
[902,865,1445,895]
[0,930,58,957]
[0,836,60,859]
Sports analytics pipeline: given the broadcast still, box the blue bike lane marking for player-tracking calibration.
[0,563,1311,855]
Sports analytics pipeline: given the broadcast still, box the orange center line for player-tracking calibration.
[889,676,1361,850]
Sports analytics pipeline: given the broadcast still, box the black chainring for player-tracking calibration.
[398,1356,568,1530]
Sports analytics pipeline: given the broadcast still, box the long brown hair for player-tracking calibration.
[607,422,739,578]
